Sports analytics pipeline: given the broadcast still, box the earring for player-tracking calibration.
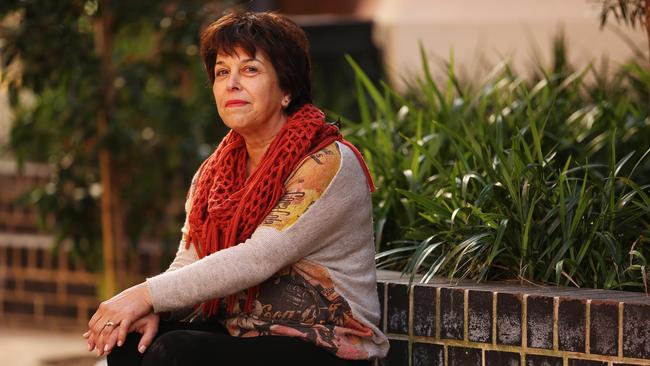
[282,97,290,108]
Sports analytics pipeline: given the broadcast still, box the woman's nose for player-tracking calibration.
[226,72,241,90]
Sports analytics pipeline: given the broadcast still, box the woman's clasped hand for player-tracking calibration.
[82,283,158,356]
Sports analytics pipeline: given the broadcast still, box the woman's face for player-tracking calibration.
[212,47,289,138]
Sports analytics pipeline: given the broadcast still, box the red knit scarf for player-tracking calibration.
[185,103,375,317]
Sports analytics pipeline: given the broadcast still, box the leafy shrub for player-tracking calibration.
[345,43,650,291]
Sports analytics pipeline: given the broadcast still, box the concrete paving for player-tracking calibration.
[0,327,106,366]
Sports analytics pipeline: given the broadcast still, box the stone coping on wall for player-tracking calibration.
[376,270,650,366]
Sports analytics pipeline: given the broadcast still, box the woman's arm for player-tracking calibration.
[145,142,370,313]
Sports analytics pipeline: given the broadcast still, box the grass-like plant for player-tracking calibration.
[343,42,650,291]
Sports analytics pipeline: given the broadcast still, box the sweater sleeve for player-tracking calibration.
[145,143,362,313]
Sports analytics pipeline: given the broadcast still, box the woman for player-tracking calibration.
[84,11,388,365]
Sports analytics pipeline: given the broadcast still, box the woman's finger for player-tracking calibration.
[96,320,116,356]
[87,339,94,352]
[96,325,109,356]
[116,318,132,348]
[94,329,105,356]
[137,318,159,354]
[83,331,94,352]
[86,329,98,352]
[103,326,120,354]
[89,317,106,340]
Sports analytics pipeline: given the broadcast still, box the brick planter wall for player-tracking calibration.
[377,271,650,366]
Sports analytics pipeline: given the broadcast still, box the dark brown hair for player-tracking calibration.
[199,11,312,115]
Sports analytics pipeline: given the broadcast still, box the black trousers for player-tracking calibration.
[107,320,372,366]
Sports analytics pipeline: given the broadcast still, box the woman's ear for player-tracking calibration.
[281,94,291,109]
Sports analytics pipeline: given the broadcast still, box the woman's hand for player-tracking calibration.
[84,282,154,356]
[83,312,160,356]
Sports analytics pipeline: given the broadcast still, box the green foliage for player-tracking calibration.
[0,1,236,269]
[599,0,647,29]
[346,41,650,291]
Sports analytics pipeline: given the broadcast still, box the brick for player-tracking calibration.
[66,283,96,297]
[468,290,492,343]
[527,295,553,349]
[24,279,57,294]
[6,246,14,267]
[377,282,385,330]
[412,343,443,366]
[51,252,60,270]
[3,277,16,290]
[558,298,586,352]
[379,339,408,366]
[386,283,408,334]
[19,247,28,267]
[413,285,436,337]
[448,346,481,366]
[44,303,77,318]
[440,287,464,339]
[623,303,650,359]
[42,249,53,269]
[3,300,34,315]
[35,249,45,268]
[568,360,607,366]
[525,354,562,366]
[497,292,522,345]
[485,350,520,366]
[589,301,618,356]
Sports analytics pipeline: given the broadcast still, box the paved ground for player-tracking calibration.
[0,327,106,366]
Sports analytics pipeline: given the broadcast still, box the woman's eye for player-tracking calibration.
[243,66,258,73]
[215,69,228,77]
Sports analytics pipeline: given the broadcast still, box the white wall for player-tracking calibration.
[372,0,648,89]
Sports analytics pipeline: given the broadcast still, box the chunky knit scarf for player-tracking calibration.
[185,103,375,316]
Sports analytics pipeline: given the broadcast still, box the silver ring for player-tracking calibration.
[105,321,115,327]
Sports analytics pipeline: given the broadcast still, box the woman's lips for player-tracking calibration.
[225,100,249,107]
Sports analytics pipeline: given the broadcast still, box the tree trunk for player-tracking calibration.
[94,0,116,298]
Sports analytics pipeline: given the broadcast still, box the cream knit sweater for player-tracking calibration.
[145,141,389,360]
